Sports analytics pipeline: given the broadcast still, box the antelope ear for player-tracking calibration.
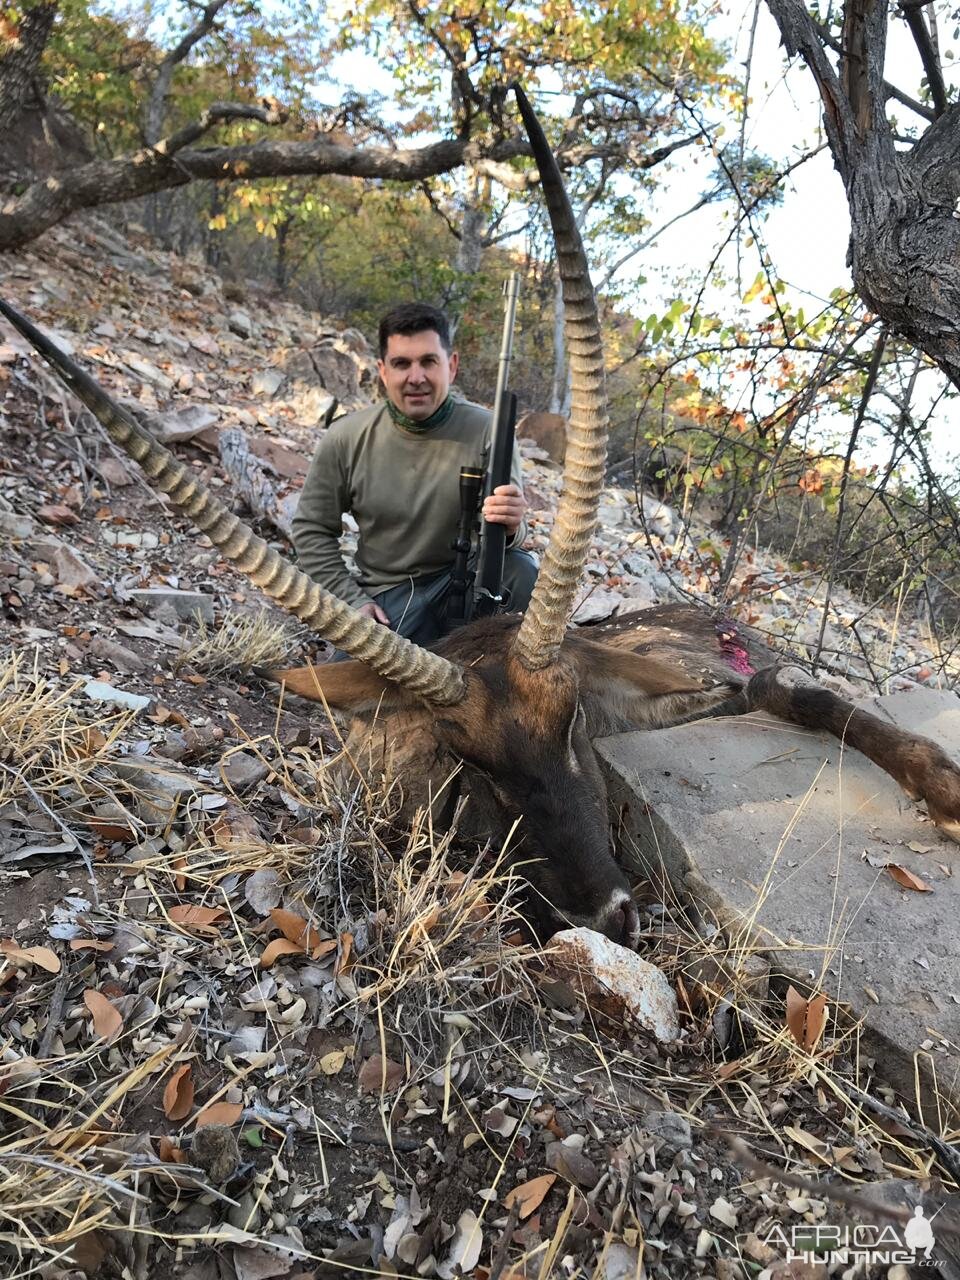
[568,637,735,734]
[269,661,393,709]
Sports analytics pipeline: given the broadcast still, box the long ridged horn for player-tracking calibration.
[512,86,608,670]
[0,299,466,705]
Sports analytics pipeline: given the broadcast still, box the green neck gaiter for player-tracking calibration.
[386,395,456,434]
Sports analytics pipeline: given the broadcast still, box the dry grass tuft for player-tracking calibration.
[0,652,132,803]
[174,611,295,678]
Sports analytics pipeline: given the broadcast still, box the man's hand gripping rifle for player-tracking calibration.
[445,273,521,631]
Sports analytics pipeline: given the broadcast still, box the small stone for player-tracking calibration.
[228,308,255,339]
[220,750,270,792]
[83,680,151,712]
[129,588,214,623]
[546,928,679,1041]
[88,636,147,673]
[642,1108,692,1158]
[32,540,99,591]
[545,1137,600,1188]
[138,404,219,444]
[0,512,35,539]
[251,369,285,398]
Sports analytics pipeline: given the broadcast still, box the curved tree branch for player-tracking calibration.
[0,123,531,251]
[143,0,235,143]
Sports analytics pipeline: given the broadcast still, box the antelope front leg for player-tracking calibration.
[746,666,960,842]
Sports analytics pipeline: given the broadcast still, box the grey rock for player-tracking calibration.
[130,587,214,623]
[49,543,99,591]
[88,635,147,673]
[0,512,35,539]
[220,750,270,793]
[228,308,256,339]
[642,1108,693,1157]
[83,680,151,712]
[598,686,960,1099]
[290,385,336,427]
[138,404,219,444]
[112,759,205,824]
[251,369,285,398]
[122,351,173,391]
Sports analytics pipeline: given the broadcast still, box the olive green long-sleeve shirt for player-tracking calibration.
[292,398,527,608]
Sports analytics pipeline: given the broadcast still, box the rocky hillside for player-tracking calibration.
[1,216,957,1280]
[0,214,953,714]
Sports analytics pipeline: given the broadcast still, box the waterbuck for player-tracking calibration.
[3,88,960,948]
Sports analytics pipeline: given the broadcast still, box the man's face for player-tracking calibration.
[377,329,459,421]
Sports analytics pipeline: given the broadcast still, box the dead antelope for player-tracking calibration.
[3,88,960,950]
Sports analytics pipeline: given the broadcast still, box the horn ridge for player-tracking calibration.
[0,297,466,706]
[512,86,609,670]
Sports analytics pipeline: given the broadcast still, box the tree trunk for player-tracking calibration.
[0,1,57,134]
[764,0,960,389]
[447,167,487,335]
[274,215,292,291]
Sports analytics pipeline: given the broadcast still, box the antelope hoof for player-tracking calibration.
[601,894,641,950]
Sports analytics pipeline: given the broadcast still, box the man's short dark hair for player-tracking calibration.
[378,303,452,359]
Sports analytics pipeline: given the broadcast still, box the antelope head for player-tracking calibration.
[0,87,642,946]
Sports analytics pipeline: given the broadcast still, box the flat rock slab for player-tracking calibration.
[597,686,960,1097]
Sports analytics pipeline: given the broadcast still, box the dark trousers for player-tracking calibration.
[341,549,538,653]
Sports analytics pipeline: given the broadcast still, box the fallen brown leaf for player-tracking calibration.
[886,864,932,892]
[269,907,335,960]
[260,937,304,968]
[158,1135,187,1163]
[168,905,225,928]
[83,989,123,1041]
[0,941,61,973]
[357,1054,405,1094]
[195,1101,243,1128]
[503,1173,556,1221]
[163,1063,195,1121]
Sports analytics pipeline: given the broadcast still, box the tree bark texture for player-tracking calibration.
[765,0,960,388]
[0,1,57,134]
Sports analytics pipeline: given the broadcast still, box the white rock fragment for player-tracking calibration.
[546,928,680,1042]
[83,680,151,712]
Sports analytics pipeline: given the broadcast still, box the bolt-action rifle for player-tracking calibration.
[444,273,521,632]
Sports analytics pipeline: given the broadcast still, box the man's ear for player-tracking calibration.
[448,350,459,381]
[376,358,387,386]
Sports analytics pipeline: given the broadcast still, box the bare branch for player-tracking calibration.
[143,0,235,143]
[764,0,859,177]
[900,2,949,116]
[156,99,289,156]
[813,17,936,120]
[418,179,462,240]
